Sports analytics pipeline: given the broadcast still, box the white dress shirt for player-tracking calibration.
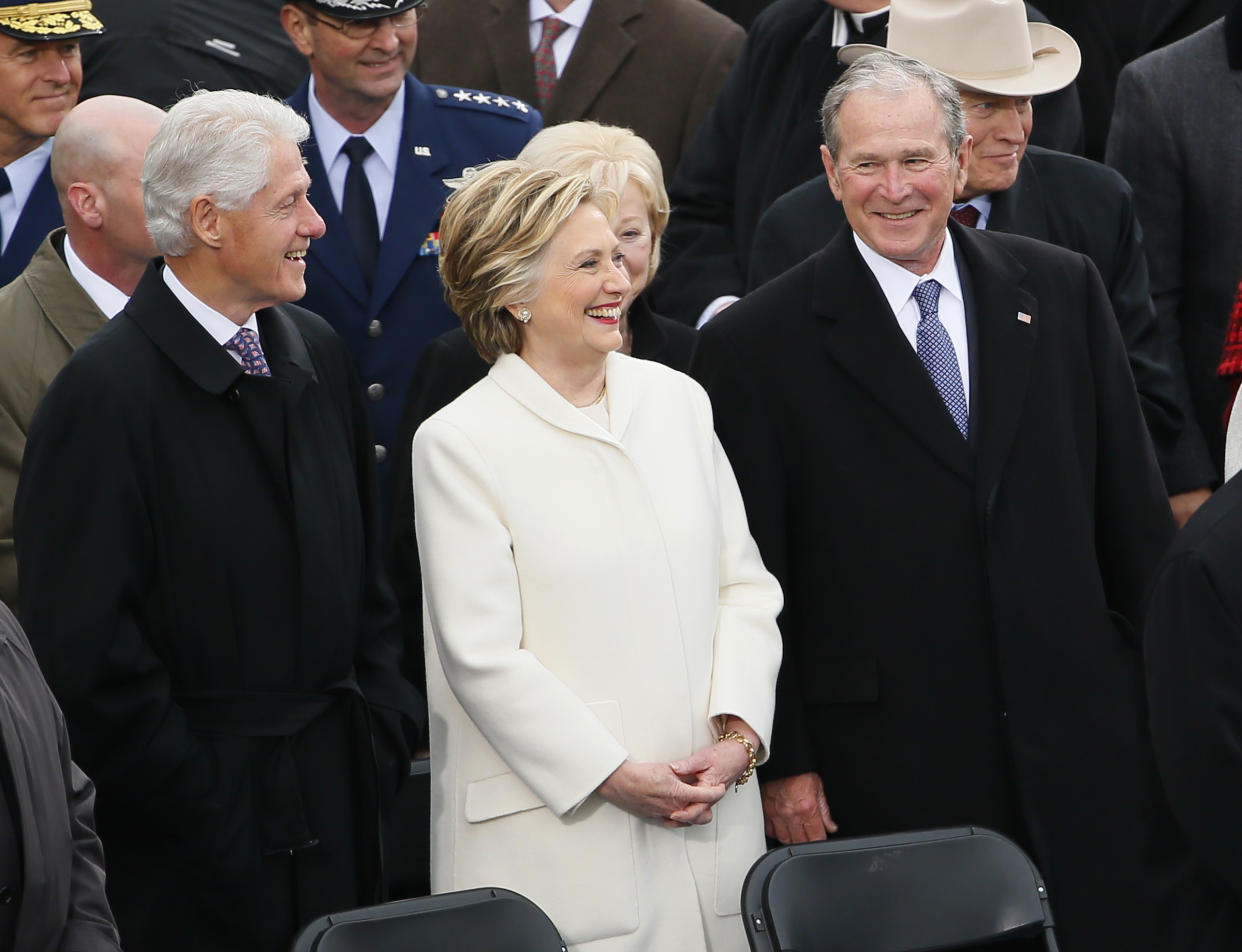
[64,235,130,319]
[854,229,971,407]
[162,266,260,367]
[307,75,403,238]
[528,0,594,77]
[0,139,52,253]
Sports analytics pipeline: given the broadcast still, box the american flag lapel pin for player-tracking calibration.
[1017,311,1032,324]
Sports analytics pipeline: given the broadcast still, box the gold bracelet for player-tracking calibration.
[718,730,757,791]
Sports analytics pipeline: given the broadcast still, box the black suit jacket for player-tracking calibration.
[748,145,1213,493]
[649,0,1083,326]
[13,264,422,952]
[691,222,1186,950]
[386,297,696,700]
[1143,470,1242,950]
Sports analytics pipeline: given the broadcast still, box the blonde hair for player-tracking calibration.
[517,121,669,279]
[438,160,618,363]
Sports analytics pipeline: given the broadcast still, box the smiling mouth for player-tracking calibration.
[586,305,622,321]
[876,210,920,220]
[284,250,306,261]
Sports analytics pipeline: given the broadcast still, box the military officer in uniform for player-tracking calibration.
[281,0,541,502]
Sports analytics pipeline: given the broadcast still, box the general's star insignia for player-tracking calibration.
[513,101,529,113]
[493,97,512,108]
[452,89,472,102]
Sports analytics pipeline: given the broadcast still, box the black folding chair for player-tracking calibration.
[290,886,567,952]
[742,826,1059,952]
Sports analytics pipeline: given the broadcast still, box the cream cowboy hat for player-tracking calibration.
[839,0,1081,98]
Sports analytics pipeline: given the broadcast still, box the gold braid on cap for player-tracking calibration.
[0,0,102,36]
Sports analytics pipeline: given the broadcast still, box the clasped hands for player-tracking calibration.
[597,732,755,828]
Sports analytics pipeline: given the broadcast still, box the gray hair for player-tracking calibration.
[821,52,967,161]
[142,89,310,256]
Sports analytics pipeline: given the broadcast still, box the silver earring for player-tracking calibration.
[516,307,532,324]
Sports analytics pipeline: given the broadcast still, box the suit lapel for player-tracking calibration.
[27,231,108,348]
[952,224,1038,511]
[488,351,629,444]
[814,230,972,482]
[483,0,539,103]
[987,151,1050,243]
[373,78,451,315]
[550,0,639,123]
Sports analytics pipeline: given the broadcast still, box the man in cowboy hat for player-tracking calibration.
[692,48,1201,950]
[748,0,1215,526]
[279,0,540,506]
[0,0,103,286]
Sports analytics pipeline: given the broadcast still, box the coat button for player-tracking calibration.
[226,388,240,403]
[367,383,385,401]
[367,320,383,338]
[374,444,388,463]
[0,884,15,903]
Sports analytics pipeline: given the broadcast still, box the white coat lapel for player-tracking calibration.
[488,351,633,443]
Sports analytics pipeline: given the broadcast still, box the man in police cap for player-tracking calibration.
[281,0,540,503]
[0,0,103,285]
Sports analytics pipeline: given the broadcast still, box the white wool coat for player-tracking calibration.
[412,351,782,951]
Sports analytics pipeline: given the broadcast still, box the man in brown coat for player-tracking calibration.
[412,0,743,177]
[0,95,164,611]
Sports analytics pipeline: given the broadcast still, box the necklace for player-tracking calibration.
[575,378,606,408]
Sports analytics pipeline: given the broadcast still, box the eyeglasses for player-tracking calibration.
[301,1,426,39]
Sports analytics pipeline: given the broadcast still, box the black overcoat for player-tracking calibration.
[690,222,1187,950]
[13,263,422,952]
[746,145,1215,494]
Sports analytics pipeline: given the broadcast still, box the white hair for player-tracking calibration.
[142,89,310,256]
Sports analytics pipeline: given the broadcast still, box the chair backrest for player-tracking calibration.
[741,826,1059,952]
[290,886,568,952]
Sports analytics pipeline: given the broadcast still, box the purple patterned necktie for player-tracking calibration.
[912,280,968,438]
[225,327,272,377]
[950,205,981,229]
[533,16,568,110]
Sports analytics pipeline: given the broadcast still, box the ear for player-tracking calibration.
[188,195,224,250]
[65,181,103,229]
[820,144,844,202]
[280,4,315,55]
[953,134,973,198]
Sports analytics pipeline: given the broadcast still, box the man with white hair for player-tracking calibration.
[0,94,164,613]
[14,88,422,952]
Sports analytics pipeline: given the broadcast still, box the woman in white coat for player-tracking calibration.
[412,160,783,952]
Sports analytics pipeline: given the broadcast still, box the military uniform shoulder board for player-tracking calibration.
[431,86,536,119]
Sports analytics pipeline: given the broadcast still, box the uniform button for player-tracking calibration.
[367,319,383,338]
[0,884,14,903]
[367,383,385,401]
[374,444,388,463]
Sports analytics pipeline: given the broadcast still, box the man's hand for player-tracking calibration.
[761,771,838,843]
[1170,488,1211,529]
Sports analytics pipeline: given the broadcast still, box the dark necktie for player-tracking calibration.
[341,136,380,288]
[912,280,968,438]
[533,16,569,110]
[0,169,12,242]
[951,205,981,229]
[225,327,272,377]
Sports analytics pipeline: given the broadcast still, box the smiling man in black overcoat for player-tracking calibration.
[13,89,422,952]
[692,47,1199,950]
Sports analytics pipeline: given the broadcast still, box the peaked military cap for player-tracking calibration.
[0,0,104,40]
[297,0,423,19]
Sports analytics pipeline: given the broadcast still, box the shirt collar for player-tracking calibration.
[529,0,593,29]
[63,234,130,319]
[161,265,259,345]
[307,74,404,179]
[5,138,52,213]
[954,193,993,227]
[832,5,890,47]
[852,227,963,319]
